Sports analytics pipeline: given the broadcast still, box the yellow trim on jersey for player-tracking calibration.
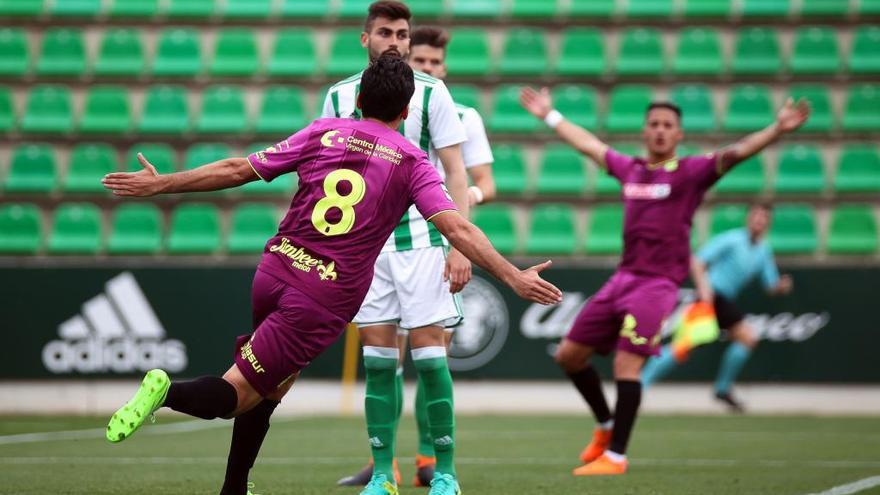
[425,209,458,222]
[246,156,267,182]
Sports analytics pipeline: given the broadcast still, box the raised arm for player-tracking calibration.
[717,98,811,173]
[520,87,609,168]
[102,153,258,197]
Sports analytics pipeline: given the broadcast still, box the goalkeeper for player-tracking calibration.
[641,201,793,412]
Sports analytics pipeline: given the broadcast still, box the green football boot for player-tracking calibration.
[359,474,398,495]
[106,369,170,443]
[428,473,461,495]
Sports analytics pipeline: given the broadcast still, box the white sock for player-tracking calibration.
[598,419,614,431]
[605,450,627,463]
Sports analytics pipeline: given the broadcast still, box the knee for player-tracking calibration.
[613,353,645,381]
[554,342,590,373]
[733,323,759,349]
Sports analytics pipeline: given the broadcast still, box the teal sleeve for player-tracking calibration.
[697,230,735,265]
[760,248,780,290]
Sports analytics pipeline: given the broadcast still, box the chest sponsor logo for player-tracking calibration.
[269,237,338,281]
[623,183,671,200]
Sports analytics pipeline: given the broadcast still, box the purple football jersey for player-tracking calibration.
[604,148,721,285]
[247,118,458,320]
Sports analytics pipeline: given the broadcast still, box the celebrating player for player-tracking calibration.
[519,86,809,476]
[641,201,794,412]
[101,55,562,495]
[337,25,496,488]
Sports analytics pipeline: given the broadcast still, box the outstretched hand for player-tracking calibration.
[511,260,563,305]
[520,86,553,120]
[776,98,811,133]
[102,153,164,197]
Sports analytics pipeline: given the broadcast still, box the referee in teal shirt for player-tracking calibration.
[642,202,793,412]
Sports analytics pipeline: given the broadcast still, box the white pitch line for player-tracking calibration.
[0,419,231,445]
[804,476,880,495]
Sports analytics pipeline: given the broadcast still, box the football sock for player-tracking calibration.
[363,346,400,481]
[412,346,456,477]
[163,376,238,420]
[220,399,280,495]
[566,365,613,424]
[609,380,642,455]
[394,365,404,428]
[714,342,752,395]
[640,345,678,390]
[415,375,435,457]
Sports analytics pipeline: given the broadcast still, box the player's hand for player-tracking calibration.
[520,86,553,120]
[102,153,164,197]
[777,274,794,294]
[776,97,811,133]
[444,248,472,294]
[511,260,563,305]
[697,284,715,303]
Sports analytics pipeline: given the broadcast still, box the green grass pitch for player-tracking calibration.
[1,414,879,494]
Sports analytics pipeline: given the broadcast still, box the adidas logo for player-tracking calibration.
[434,435,454,446]
[368,436,384,448]
[41,272,188,374]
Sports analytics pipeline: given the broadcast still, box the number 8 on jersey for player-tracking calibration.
[311,169,367,236]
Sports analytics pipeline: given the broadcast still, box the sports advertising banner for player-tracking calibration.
[0,266,874,382]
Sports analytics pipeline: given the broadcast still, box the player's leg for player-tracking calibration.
[411,329,455,487]
[714,320,757,412]
[641,344,680,389]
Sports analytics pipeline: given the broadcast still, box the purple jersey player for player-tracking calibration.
[520,86,810,476]
[100,55,561,495]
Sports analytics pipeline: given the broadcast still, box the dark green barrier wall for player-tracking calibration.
[0,266,874,382]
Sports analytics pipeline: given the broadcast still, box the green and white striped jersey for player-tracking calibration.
[455,103,494,169]
[321,70,467,253]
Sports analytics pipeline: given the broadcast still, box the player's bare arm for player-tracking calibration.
[429,211,562,306]
[468,163,496,206]
[717,98,811,174]
[690,256,715,303]
[770,274,794,296]
[520,86,609,168]
[437,143,473,293]
[102,153,258,197]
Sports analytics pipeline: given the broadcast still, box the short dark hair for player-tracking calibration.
[645,101,682,120]
[750,200,774,213]
[359,53,415,122]
[364,1,411,33]
[411,26,450,51]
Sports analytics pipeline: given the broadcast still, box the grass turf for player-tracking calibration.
[1,414,879,494]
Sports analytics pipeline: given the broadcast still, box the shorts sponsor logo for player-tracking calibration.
[449,276,509,371]
[623,182,671,200]
[239,338,265,374]
[619,314,648,346]
[269,237,338,281]
[41,272,187,375]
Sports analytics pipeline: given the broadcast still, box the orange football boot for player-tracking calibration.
[579,427,613,464]
[413,454,436,487]
[572,453,628,476]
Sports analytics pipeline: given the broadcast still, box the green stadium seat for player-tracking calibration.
[5,144,57,193]
[222,0,271,18]
[626,0,674,18]
[167,203,221,254]
[210,29,260,76]
[683,0,731,17]
[21,85,72,134]
[79,86,130,134]
[166,0,215,17]
[801,0,850,17]
[567,0,615,18]
[709,204,746,236]
[337,0,373,17]
[197,85,247,134]
[0,28,30,76]
[94,28,145,77]
[732,27,783,75]
[774,145,826,194]
[585,205,623,254]
[449,85,482,113]
[499,28,548,76]
[450,0,501,18]
[255,86,306,135]
[526,204,577,254]
[511,0,559,18]
[789,85,833,132]
[239,143,296,196]
[108,204,163,254]
[127,143,176,174]
[673,28,724,76]
[64,143,117,193]
[407,0,446,16]
[50,0,102,17]
[0,0,45,16]
[842,84,880,132]
[769,205,817,254]
[834,145,880,193]
[268,30,317,77]
[139,85,190,134]
[741,0,790,17]
[48,203,102,254]
[152,28,202,77]
[493,145,528,194]
[227,204,278,253]
[447,30,491,76]
[37,28,86,76]
[279,0,329,18]
[326,29,367,77]
[556,28,605,76]
[849,26,880,74]
[606,85,653,133]
[473,204,517,254]
[109,0,160,18]
[615,28,665,76]
[490,85,540,134]
[0,203,42,254]
[184,143,231,170]
[553,84,598,129]
[858,0,880,15]
[536,144,588,195]
[714,155,766,194]
[670,84,716,133]
[791,27,840,75]
[0,86,13,132]
[827,205,878,254]
[724,85,773,132]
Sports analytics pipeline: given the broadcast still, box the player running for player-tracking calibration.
[641,201,794,412]
[519,86,809,476]
[337,25,496,488]
[101,55,562,495]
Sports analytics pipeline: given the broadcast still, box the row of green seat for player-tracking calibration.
[1,201,876,255]
[3,25,879,78]
[5,83,880,136]
[2,0,876,20]
[3,141,878,197]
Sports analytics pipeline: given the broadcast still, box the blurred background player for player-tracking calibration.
[519,87,809,476]
[338,24,497,488]
[642,202,794,412]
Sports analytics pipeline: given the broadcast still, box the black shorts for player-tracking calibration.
[713,293,745,330]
